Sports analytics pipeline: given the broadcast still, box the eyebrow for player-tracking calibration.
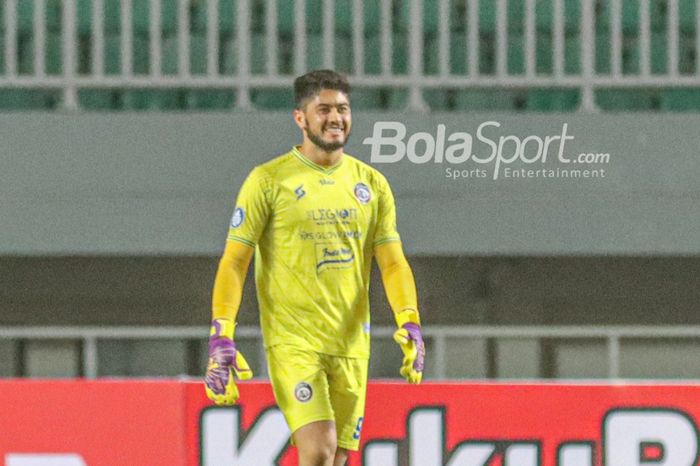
[317,103,350,108]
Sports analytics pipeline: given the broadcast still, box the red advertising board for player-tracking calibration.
[1,380,700,465]
[0,380,187,465]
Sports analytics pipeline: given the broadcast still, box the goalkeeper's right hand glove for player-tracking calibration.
[393,309,425,384]
[204,318,253,405]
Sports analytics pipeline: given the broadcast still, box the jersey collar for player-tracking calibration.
[292,146,344,175]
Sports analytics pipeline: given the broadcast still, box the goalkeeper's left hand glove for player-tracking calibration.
[204,318,253,405]
[393,309,425,384]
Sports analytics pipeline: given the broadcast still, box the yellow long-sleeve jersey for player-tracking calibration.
[227,147,401,359]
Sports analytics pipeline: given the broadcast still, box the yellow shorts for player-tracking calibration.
[266,344,368,451]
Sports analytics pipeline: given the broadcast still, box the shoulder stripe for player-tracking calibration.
[227,235,256,248]
[374,237,401,247]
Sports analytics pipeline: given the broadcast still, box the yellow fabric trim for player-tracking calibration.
[210,318,236,339]
[211,240,254,324]
[374,241,420,326]
[394,309,421,327]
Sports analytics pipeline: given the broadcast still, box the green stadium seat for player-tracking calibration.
[77,0,93,35]
[46,1,62,32]
[251,33,267,74]
[218,0,236,37]
[508,33,525,74]
[0,90,59,109]
[219,36,237,74]
[189,34,207,74]
[526,88,579,111]
[104,1,121,32]
[252,88,294,109]
[348,88,382,109]
[45,32,62,75]
[679,0,697,33]
[78,90,122,110]
[333,0,381,35]
[186,90,236,110]
[453,89,520,111]
[535,0,581,33]
[596,89,660,111]
[277,0,294,35]
[306,34,352,74]
[132,36,150,74]
[679,34,696,74]
[17,36,34,74]
[161,37,179,74]
[133,0,151,36]
[660,89,700,111]
[104,34,121,74]
[424,34,468,75]
[122,89,185,110]
[385,89,408,109]
[423,89,451,111]
[363,34,409,75]
[395,0,464,34]
[17,1,35,35]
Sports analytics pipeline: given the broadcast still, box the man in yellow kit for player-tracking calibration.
[204,70,425,466]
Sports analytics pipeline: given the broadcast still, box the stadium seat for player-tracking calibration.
[251,33,269,74]
[424,34,468,75]
[660,89,700,111]
[452,89,521,111]
[218,35,237,74]
[161,36,179,74]
[131,35,150,74]
[423,89,451,110]
[333,0,382,35]
[535,0,581,33]
[122,89,185,110]
[104,34,122,74]
[508,33,525,74]
[526,88,579,111]
[395,0,464,35]
[77,0,93,35]
[0,89,59,109]
[306,34,352,74]
[348,88,382,109]
[595,89,660,111]
[17,0,35,35]
[251,88,294,109]
[679,0,697,33]
[189,33,207,75]
[218,0,236,36]
[186,89,236,110]
[45,32,62,75]
[78,90,122,110]
[363,33,409,75]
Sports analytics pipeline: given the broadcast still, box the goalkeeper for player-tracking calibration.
[204,69,424,466]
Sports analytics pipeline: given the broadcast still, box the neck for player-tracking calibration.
[298,141,344,167]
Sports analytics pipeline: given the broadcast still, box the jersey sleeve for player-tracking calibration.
[227,167,272,247]
[373,172,401,246]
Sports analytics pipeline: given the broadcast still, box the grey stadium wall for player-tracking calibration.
[1,112,698,256]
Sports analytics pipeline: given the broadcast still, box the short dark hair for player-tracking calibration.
[294,69,351,109]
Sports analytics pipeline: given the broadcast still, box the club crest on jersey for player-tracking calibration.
[294,382,313,402]
[230,207,245,228]
[354,183,371,204]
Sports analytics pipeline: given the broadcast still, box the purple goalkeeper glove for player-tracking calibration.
[393,318,425,384]
[204,318,252,405]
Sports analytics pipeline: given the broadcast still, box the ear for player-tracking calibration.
[292,108,306,130]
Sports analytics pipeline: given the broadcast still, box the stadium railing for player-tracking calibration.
[1,0,699,111]
[2,324,700,380]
